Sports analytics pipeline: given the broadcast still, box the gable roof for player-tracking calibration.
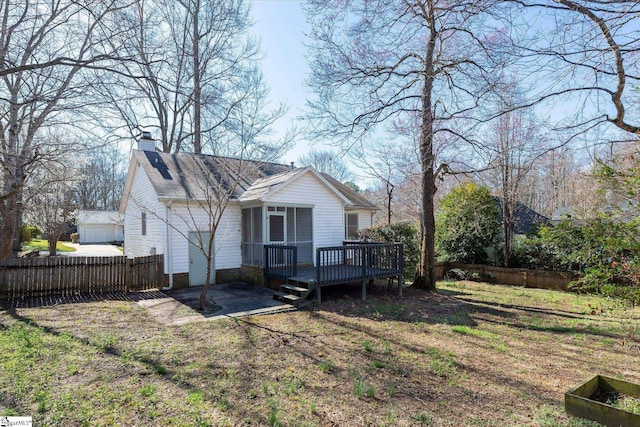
[76,210,123,225]
[494,197,550,234]
[238,166,355,206]
[121,150,377,210]
[320,173,378,210]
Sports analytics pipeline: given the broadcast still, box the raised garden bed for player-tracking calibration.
[565,375,640,426]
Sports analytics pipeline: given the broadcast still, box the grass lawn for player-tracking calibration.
[1,281,639,426]
[21,239,76,253]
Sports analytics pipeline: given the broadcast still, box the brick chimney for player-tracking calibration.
[137,131,156,151]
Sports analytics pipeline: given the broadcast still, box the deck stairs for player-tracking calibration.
[272,276,316,307]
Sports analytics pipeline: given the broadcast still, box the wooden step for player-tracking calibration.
[272,291,288,301]
[283,295,311,307]
[272,291,306,308]
[288,279,316,291]
[281,284,309,295]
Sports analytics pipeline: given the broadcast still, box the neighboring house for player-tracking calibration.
[76,210,124,243]
[119,134,378,288]
[494,197,550,234]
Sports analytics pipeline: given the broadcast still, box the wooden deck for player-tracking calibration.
[289,265,401,285]
[264,243,404,303]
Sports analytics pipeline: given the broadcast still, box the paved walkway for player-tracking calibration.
[137,282,296,326]
[65,243,123,257]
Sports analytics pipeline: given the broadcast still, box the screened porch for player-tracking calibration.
[241,206,313,267]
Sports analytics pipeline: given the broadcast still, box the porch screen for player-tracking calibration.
[241,207,263,265]
[287,207,313,264]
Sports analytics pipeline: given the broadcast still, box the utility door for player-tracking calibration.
[188,231,215,287]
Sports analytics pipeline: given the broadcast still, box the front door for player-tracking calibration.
[267,209,286,265]
[188,231,215,287]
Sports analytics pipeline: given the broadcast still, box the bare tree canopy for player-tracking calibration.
[94,0,290,157]
[508,0,640,138]
[296,149,353,182]
[74,145,128,211]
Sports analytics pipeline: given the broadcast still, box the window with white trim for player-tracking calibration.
[345,213,358,239]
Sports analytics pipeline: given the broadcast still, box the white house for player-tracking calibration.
[76,210,124,243]
[119,134,378,288]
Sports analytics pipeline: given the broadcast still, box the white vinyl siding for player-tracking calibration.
[168,203,241,274]
[265,172,345,261]
[123,165,165,269]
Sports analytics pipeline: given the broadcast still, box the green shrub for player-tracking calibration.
[358,221,419,278]
[20,225,41,242]
[511,234,560,270]
[514,216,640,305]
[435,182,501,264]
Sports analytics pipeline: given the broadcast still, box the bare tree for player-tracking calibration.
[304,0,505,290]
[75,145,128,210]
[509,0,640,139]
[0,0,133,258]
[297,149,353,182]
[24,151,81,256]
[479,82,547,266]
[97,0,288,156]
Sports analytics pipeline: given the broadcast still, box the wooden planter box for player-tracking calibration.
[565,375,640,426]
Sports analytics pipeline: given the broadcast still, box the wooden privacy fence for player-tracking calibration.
[0,254,164,301]
[436,262,577,291]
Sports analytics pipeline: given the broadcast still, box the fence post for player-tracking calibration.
[126,257,132,292]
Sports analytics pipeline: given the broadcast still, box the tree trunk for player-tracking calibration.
[0,193,20,258]
[503,212,511,267]
[413,5,438,292]
[198,232,215,311]
[48,238,58,257]
[414,164,437,291]
[192,1,202,154]
[386,183,393,225]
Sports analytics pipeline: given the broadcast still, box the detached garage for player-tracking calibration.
[76,211,124,244]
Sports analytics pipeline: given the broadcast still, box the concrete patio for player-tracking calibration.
[136,282,296,326]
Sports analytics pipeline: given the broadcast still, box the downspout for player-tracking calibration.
[162,202,174,290]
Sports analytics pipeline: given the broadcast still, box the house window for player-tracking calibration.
[141,212,147,236]
[345,213,358,239]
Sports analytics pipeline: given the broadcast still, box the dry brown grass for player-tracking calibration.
[1,280,639,426]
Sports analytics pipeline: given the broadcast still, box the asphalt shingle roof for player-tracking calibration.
[133,150,377,209]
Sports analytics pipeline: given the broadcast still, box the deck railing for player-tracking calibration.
[316,243,404,285]
[263,245,297,284]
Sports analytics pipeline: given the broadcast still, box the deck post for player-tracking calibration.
[316,286,322,304]
[361,280,366,301]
